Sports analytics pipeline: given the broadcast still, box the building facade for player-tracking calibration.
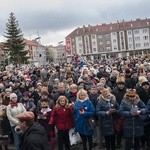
[66,18,150,61]
[24,39,47,67]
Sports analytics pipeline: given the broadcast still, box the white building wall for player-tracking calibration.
[84,35,90,54]
[119,31,126,50]
[75,36,83,55]
[127,30,134,50]
[91,34,98,54]
[140,28,150,49]
[110,32,118,51]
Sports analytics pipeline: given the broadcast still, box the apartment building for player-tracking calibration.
[66,18,150,61]
[24,39,47,66]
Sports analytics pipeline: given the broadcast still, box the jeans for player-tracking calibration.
[11,126,20,150]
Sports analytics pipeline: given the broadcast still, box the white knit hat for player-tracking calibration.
[10,93,17,100]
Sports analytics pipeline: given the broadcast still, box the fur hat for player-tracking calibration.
[126,89,136,97]
[140,77,149,86]
[139,76,148,85]
[138,64,144,70]
[10,93,17,100]
[116,76,125,83]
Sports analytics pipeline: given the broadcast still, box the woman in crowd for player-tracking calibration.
[49,96,74,150]
[0,94,10,150]
[119,89,147,150]
[96,88,118,150]
[74,89,95,150]
[6,93,26,150]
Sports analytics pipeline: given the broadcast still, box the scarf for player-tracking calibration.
[71,91,78,97]
[10,102,18,108]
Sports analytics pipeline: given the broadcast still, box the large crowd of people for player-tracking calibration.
[0,55,150,150]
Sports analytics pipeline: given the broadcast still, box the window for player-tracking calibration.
[144,43,149,47]
[98,35,102,39]
[129,38,132,42]
[78,37,81,41]
[128,31,132,34]
[113,39,116,43]
[143,36,148,40]
[93,48,97,52]
[92,35,95,39]
[129,44,133,49]
[92,42,96,46]
[112,32,116,35]
[105,34,110,39]
[135,43,141,48]
[134,30,139,34]
[113,46,117,50]
[135,37,140,41]
[143,29,148,33]
[79,49,82,53]
[79,43,82,47]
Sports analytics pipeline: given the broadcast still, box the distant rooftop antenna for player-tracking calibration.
[36,30,41,44]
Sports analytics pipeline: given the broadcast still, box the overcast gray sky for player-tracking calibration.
[0,0,150,45]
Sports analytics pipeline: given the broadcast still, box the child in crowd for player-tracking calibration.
[49,96,74,150]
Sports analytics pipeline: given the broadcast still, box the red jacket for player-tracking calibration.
[49,105,74,130]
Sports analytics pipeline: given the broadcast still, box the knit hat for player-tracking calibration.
[10,93,17,100]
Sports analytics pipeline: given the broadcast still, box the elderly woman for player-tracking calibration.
[73,89,95,150]
[119,89,147,150]
[96,88,118,150]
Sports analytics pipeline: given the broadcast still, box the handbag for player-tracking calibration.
[88,117,97,130]
[113,117,124,132]
[69,128,82,146]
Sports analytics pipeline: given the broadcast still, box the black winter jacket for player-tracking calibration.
[20,122,51,150]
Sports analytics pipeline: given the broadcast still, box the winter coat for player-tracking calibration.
[68,91,77,103]
[6,103,26,126]
[96,94,119,136]
[73,99,95,136]
[0,105,11,137]
[112,87,126,105]
[49,105,74,130]
[20,122,51,150]
[21,98,36,112]
[119,95,147,137]
[136,87,150,105]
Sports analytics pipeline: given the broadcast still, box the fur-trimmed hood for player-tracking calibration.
[98,93,116,105]
[123,93,140,105]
